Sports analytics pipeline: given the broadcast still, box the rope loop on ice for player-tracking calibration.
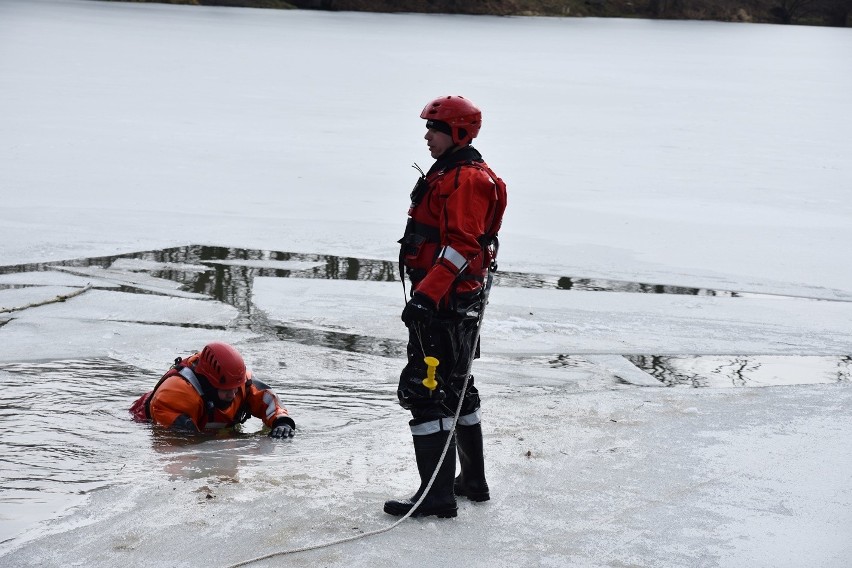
[223,373,471,568]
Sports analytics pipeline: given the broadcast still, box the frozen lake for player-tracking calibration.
[1,0,850,566]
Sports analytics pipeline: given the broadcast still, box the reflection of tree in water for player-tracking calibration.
[838,356,852,382]
[712,357,761,387]
[2,243,748,300]
[2,245,849,375]
[493,271,745,297]
[0,245,400,329]
[547,353,587,368]
[315,255,396,282]
[549,353,572,367]
[273,324,405,358]
[629,355,769,387]
[131,245,401,340]
[628,355,852,387]
[98,245,399,320]
[626,355,701,386]
[182,247,397,320]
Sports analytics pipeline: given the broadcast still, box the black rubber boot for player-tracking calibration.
[384,431,458,518]
[454,422,490,502]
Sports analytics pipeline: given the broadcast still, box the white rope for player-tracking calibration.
[223,372,471,568]
[227,264,491,568]
[0,283,93,314]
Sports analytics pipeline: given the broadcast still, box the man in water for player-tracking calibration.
[131,341,295,438]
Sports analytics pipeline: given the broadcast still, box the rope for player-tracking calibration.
[227,261,492,568]
[0,283,93,314]
[224,371,471,568]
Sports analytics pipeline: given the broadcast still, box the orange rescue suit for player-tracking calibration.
[133,353,293,432]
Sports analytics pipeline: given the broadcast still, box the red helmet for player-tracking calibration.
[420,95,482,145]
[194,342,247,390]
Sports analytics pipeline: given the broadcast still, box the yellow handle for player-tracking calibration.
[422,356,439,391]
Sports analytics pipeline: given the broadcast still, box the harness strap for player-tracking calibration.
[144,357,213,422]
[178,366,205,396]
[143,357,184,420]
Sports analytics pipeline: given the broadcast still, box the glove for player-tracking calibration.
[269,417,295,439]
[401,293,436,326]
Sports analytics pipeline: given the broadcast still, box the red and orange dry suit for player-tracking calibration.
[401,146,506,308]
[397,145,507,427]
[131,353,293,432]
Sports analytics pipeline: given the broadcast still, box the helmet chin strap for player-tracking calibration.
[440,141,474,160]
[437,145,458,159]
[195,371,236,409]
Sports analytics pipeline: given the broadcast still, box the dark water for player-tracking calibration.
[0,358,151,547]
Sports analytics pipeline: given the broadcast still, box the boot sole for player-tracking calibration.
[419,508,458,518]
[455,484,490,502]
[383,503,458,518]
[459,493,490,502]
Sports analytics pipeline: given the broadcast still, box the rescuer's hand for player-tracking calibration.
[269,417,296,438]
[401,293,436,326]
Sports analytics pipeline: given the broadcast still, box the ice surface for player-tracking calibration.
[253,277,852,355]
[0,0,850,566]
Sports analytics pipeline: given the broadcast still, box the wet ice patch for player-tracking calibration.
[0,283,252,364]
[0,318,255,364]
[109,258,211,273]
[0,270,113,288]
[50,265,208,299]
[253,278,403,338]
[9,288,237,327]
